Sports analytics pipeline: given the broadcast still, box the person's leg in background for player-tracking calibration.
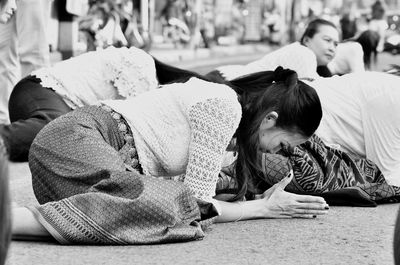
[0,135,10,265]
[395,207,400,265]
[0,76,72,162]
[16,0,51,78]
[0,13,20,124]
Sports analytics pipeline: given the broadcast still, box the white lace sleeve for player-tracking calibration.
[184,96,242,201]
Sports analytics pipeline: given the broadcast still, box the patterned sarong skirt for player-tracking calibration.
[28,105,208,244]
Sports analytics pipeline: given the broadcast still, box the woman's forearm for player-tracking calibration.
[214,200,261,223]
[213,175,330,222]
[12,207,50,237]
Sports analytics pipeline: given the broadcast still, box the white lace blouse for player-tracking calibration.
[32,46,158,109]
[102,77,242,203]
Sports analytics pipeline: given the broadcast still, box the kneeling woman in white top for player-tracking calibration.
[11,68,328,244]
[306,71,400,187]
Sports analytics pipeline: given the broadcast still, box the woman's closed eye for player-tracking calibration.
[323,37,338,47]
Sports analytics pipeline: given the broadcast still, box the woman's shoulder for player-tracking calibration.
[126,46,153,58]
[49,47,121,69]
[165,77,241,112]
[261,42,317,66]
[275,42,315,56]
[258,42,317,78]
[185,77,229,89]
[181,78,242,129]
[185,77,238,98]
[337,41,363,54]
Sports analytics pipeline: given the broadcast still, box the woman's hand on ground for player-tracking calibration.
[254,171,329,219]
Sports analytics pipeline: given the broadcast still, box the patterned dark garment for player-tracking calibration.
[216,135,400,206]
[28,105,216,245]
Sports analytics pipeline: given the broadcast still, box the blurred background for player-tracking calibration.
[48,0,400,62]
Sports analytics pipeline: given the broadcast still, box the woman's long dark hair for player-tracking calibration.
[355,30,379,69]
[0,140,10,265]
[153,57,210,84]
[225,67,322,200]
[152,60,322,201]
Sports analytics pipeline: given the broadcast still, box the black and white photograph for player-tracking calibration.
[1,0,400,264]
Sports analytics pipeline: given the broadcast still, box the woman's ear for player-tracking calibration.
[302,36,311,46]
[260,111,278,130]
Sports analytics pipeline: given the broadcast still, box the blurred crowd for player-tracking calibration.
[70,0,400,55]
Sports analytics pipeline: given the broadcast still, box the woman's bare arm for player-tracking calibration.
[214,171,329,223]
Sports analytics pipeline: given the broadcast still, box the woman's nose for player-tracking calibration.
[328,42,337,52]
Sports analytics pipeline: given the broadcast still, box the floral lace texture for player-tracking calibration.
[32,46,158,109]
[106,48,158,98]
[184,97,241,200]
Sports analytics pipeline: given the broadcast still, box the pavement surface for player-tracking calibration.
[6,161,400,265]
[5,46,400,265]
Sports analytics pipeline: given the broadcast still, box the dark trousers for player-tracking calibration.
[1,75,72,161]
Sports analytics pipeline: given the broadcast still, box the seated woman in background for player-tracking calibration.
[327,41,365,75]
[11,67,328,244]
[327,30,380,75]
[207,18,340,81]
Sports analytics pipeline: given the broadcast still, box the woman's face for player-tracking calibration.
[303,25,339,66]
[259,127,308,154]
[258,113,308,154]
[0,0,17,24]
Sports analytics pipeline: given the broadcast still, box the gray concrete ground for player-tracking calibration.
[6,161,400,265]
[5,48,400,265]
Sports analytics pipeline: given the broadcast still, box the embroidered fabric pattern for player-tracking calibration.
[99,104,142,173]
[184,97,241,200]
[29,105,209,244]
